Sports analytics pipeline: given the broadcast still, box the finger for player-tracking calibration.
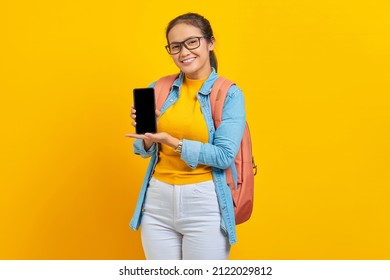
[132,121,136,127]
[125,133,146,139]
[131,114,136,120]
[155,110,161,118]
[131,108,136,114]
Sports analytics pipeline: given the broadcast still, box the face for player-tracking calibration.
[167,23,214,80]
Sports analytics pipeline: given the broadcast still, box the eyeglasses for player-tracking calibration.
[165,36,208,55]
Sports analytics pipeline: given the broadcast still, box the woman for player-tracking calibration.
[126,12,246,260]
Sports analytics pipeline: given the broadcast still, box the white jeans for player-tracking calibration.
[141,177,230,260]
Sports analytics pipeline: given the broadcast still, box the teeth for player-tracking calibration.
[182,58,195,63]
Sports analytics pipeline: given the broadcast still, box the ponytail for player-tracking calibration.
[210,50,218,72]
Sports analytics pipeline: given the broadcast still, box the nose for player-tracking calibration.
[179,44,191,56]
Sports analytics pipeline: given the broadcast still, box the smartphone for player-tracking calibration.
[132,88,157,134]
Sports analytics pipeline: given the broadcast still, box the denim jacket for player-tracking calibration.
[129,68,246,244]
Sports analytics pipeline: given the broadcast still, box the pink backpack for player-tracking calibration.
[154,74,257,224]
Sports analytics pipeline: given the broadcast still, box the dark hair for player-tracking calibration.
[166,13,218,72]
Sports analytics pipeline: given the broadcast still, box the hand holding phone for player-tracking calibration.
[133,88,157,134]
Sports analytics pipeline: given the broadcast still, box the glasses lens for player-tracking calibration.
[184,37,200,50]
[168,43,181,54]
[166,37,202,54]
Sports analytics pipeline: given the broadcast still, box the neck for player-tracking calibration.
[185,67,212,80]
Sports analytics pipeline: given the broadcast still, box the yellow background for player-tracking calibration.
[1,0,389,259]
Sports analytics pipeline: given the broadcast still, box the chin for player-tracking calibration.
[181,66,199,76]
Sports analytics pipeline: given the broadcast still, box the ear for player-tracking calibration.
[208,37,215,51]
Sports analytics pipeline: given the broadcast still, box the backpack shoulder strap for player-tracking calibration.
[209,76,236,128]
[154,74,179,111]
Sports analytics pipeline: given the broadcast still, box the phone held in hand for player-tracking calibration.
[133,88,157,134]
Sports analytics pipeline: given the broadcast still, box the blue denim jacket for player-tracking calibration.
[129,68,246,244]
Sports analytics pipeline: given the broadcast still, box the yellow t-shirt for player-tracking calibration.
[153,77,213,184]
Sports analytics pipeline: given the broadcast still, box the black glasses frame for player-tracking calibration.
[165,36,208,55]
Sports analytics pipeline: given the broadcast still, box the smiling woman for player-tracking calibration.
[125,12,247,260]
[166,25,214,80]
[2,0,390,262]
[165,16,216,80]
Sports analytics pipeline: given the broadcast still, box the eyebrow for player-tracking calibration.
[169,36,202,44]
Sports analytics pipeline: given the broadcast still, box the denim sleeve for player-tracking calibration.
[133,139,156,158]
[180,86,246,169]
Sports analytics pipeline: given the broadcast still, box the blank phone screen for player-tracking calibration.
[133,88,157,134]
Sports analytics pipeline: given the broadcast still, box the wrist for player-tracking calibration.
[165,135,180,148]
[143,139,154,151]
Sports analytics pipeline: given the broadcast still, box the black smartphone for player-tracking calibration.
[132,88,157,134]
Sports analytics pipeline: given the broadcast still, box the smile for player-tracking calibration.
[181,58,196,63]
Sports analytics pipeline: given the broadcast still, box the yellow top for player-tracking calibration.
[153,76,213,184]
